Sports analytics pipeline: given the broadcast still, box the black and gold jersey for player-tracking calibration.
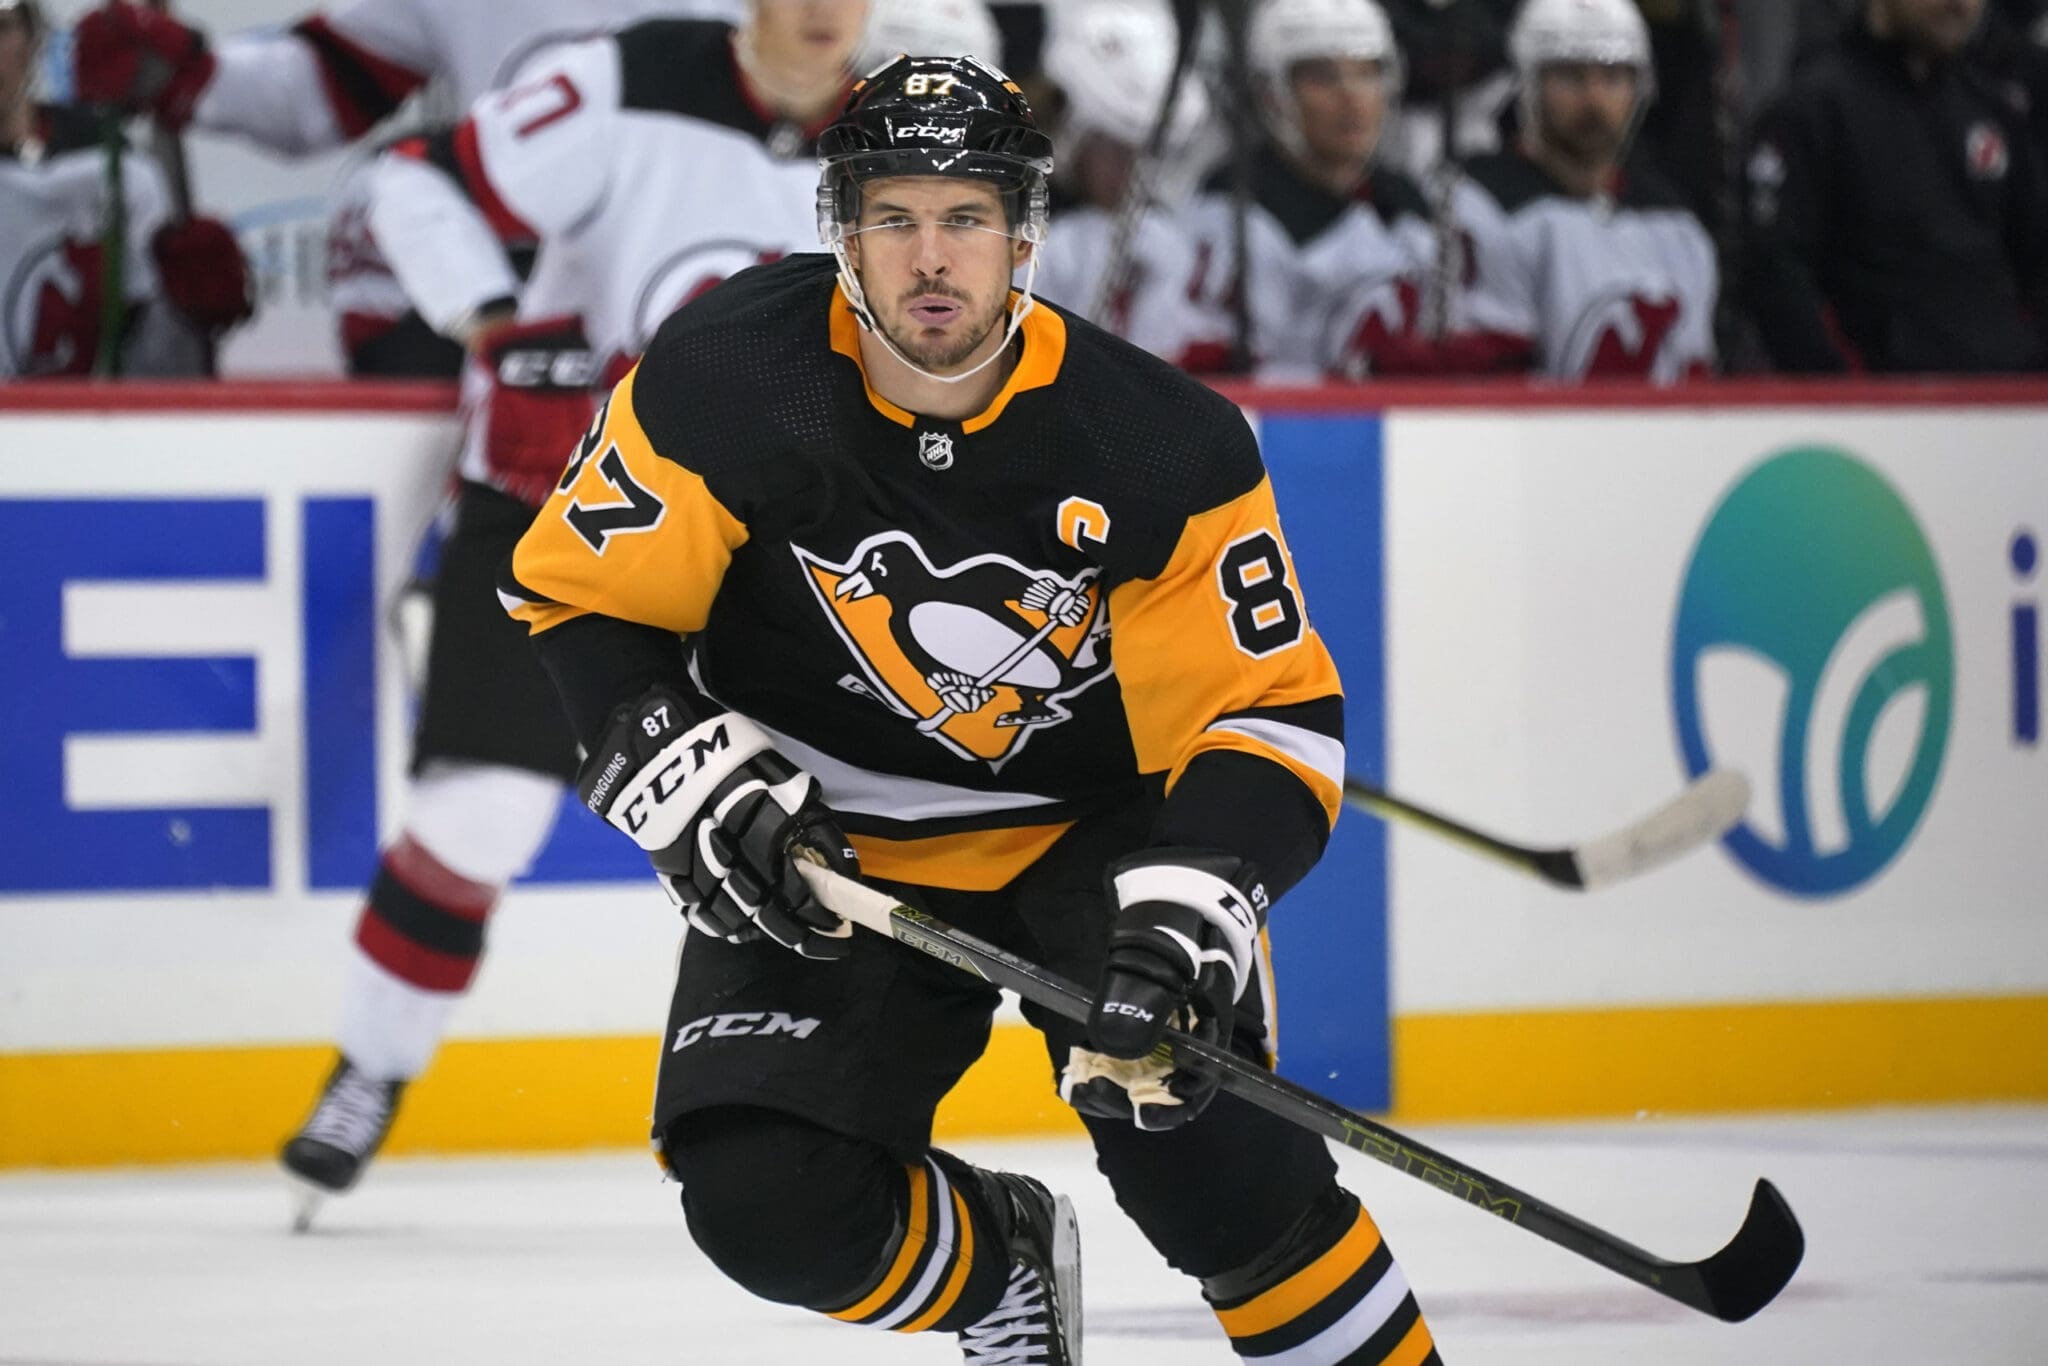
[503,252,1344,894]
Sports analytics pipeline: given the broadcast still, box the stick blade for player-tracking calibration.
[1572,769,1751,890]
[1676,1178,1805,1322]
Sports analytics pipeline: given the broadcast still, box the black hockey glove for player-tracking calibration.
[1061,848,1269,1132]
[580,686,857,961]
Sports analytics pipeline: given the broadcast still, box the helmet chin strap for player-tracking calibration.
[830,235,1044,387]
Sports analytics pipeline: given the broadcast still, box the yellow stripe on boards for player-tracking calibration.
[0,1022,1082,1170]
[5,995,2047,1169]
[1390,994,2048,1120]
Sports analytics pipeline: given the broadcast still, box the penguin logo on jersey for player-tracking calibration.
[793,531,1113,768]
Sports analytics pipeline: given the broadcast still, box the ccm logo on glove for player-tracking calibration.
[596,710,768,852]
[579,686,858,961]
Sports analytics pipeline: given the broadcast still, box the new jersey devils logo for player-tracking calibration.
[631,239,787,347]
[1327,273,1423,380]
[794,531,1113,769]
[1562,285,1684,380]
[5,235,105,376]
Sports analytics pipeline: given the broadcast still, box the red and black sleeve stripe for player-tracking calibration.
[290,16,428,137]
[391,122,539,242]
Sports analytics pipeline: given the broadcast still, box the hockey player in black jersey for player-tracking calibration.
[502,56,1445,1365]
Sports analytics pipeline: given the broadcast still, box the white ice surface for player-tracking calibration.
[2,1107,2045,1364]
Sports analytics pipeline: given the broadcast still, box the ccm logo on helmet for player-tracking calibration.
[891,122,967,144]
[671,1011,822,1051]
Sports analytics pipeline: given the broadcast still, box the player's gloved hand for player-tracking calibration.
[580,685,857,961]
[151,218,254,333]
[1061,848,1268,1131]
[472,314,614,507]
[73,1,216,128]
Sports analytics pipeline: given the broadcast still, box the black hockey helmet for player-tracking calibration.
[816,54,1054,245]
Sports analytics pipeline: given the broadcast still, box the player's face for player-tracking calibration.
[846,176,1030,373]
[1534,62,1637,167]
[0,10,36,113]
[1876,0,1983,57]
[750,0,869,80]
[1072,133,1138,211]
[1288,57,1389,170]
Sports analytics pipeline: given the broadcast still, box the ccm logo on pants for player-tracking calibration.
[672,1012,822,1051]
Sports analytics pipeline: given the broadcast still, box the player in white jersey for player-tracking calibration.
[1026,0,1214,363]
[858,0,999,72]
[1444,0,1717,381]
[1183,0,1447,379]
[71,0,736,371]
[1,0,248,377]
[274,0,872,1228]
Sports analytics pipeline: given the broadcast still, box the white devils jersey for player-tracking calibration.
[368,19,826,498]
[1,106,167,378]
[1030,200,1212,366]
[1183,161,1437,380]
[193,0,719,363]
[196,0,731,154]
[1450,151,1717,382]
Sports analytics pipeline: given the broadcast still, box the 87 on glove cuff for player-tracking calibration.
[1061,848,1270,1131]
[580,686,857,960]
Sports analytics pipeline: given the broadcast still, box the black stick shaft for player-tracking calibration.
[1343,775,1579,884]
[809,871,1801,1323]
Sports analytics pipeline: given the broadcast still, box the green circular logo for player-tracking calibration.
[1672,447,1952,895]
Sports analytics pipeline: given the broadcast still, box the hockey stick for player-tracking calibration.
[1210,0,1256,372]
[1345,768,1749,891]
[144,0,217,375]
[1087,0,1204,330]
[94,108,128,377]
[915,571,1098,733]
[796,858,1804,1323]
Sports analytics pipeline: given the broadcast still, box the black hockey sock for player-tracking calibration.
[823,1148,1010,1335]
[1202,1185,1443,1364]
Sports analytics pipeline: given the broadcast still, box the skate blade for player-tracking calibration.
[285,1171,338,1234]
[1052,1193,1082,1363]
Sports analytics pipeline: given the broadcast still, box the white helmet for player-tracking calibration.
[857,0,1001,73]
[1508,0,1655,99]
[1247,0,1401,163]
[1249,0,1402,98]
[1041,0,1211,157]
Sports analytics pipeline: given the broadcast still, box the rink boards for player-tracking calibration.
[2,381,2045,1167]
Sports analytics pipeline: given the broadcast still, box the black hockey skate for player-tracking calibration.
[957,1171,1081,1364]
[280,1055,405,1232]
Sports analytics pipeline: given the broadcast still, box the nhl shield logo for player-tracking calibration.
[1966,121,2009,180]
[792,531,1113,768]
[918,430,956,470]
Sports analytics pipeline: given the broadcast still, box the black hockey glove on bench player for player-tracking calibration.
[580,685,857,960]
[1062,848,1269,1131]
